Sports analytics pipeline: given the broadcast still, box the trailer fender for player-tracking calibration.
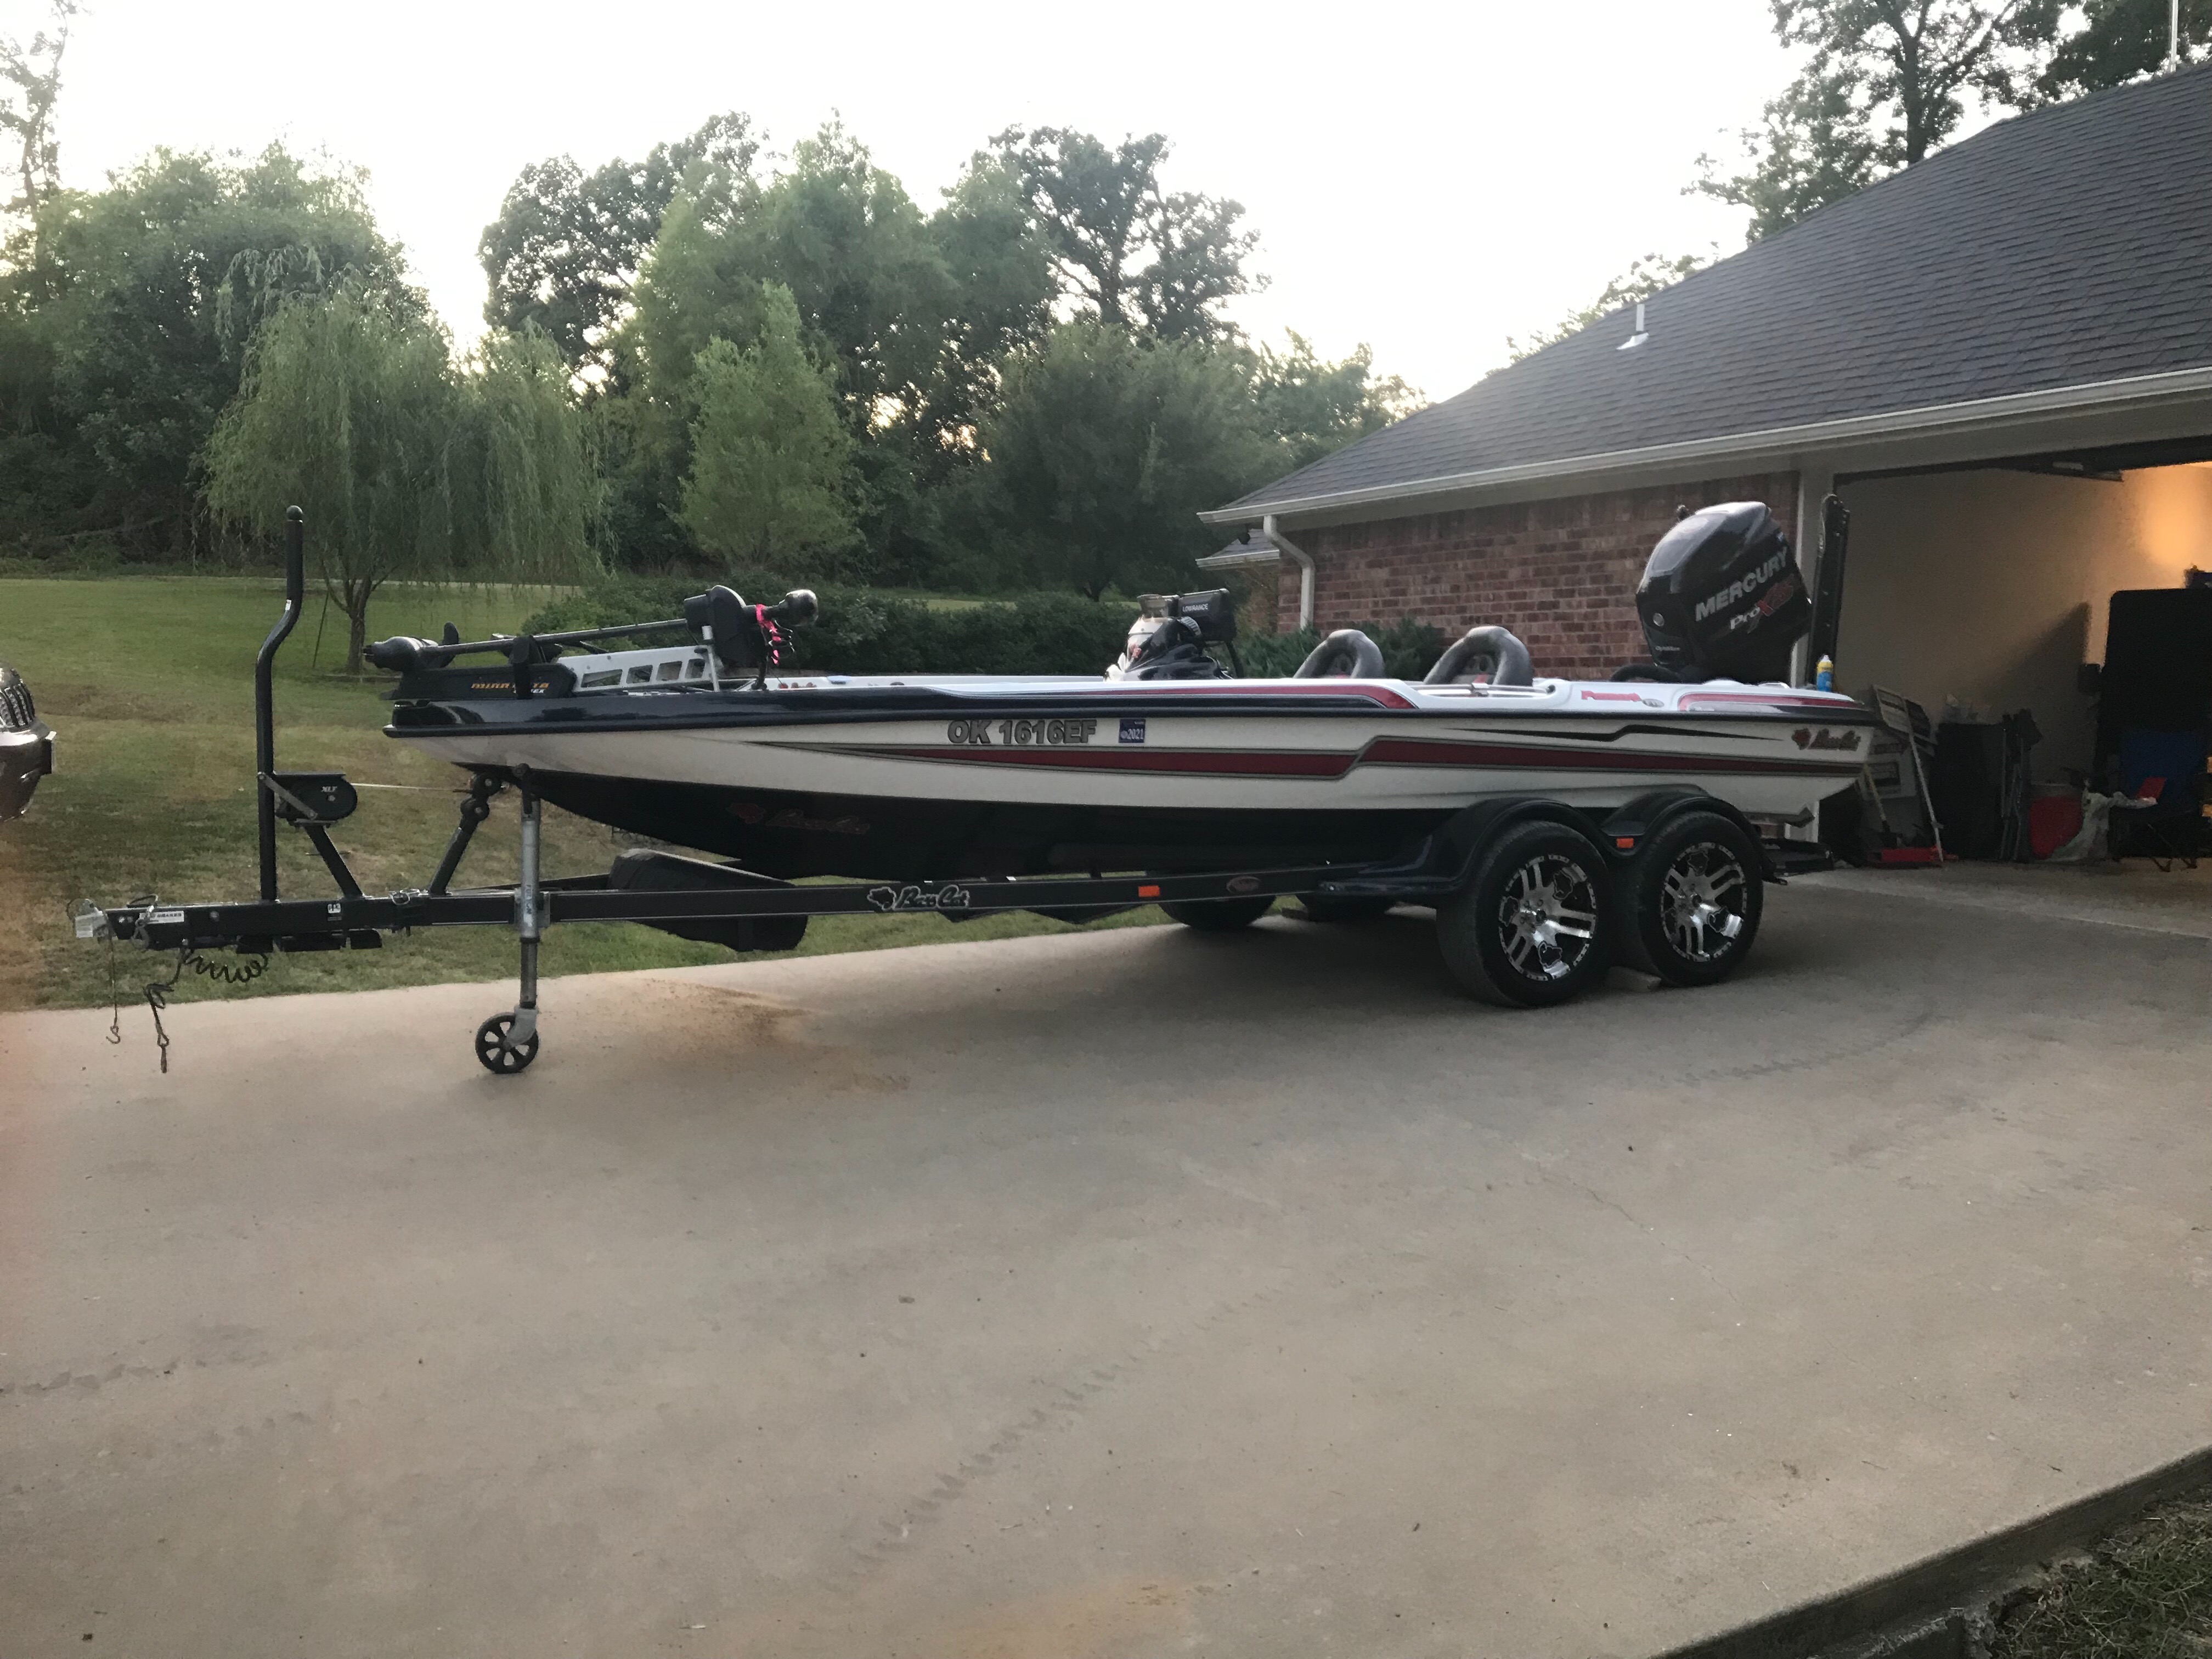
[1430,797,1611,891]
[1598,790,1780,881]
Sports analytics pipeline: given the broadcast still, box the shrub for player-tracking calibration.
[1239,618,1448,680]
[524,576,1135,678]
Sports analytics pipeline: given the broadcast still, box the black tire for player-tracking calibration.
[1613,811,1763,986]
[1159,895,1276,930]
[1296,894,1395,924]
[1436,820,1611,1007]
[475,1013,539,1075]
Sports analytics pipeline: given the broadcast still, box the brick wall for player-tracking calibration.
[1274,472,1798,680]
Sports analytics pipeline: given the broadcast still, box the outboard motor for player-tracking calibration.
[1633,501,1810,682]
[1113,589,1239,680]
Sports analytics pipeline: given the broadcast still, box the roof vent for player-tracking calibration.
[1618,300,1649,352]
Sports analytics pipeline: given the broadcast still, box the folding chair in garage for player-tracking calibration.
[2109,730,2208,871]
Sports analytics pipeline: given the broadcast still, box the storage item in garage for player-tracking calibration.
[2092,589,2211,866]
[1931,710,2039,860]
[2027,785,2083,859]
[2094,589,2212,782]
[1821,686,1942,863]
[2110,728,2209,867]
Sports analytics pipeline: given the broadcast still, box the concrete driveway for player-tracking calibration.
[3,879,2209,1658]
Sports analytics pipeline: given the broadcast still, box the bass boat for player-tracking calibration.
[368,504,1874,886]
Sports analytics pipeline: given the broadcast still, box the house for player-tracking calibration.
[1201,63,2212,783]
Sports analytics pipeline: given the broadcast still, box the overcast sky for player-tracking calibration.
[48,0,1799,400]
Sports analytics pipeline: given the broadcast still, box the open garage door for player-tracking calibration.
[1825,440,2212,866]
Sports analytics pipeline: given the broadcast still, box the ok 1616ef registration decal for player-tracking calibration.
[945,717,1099,747]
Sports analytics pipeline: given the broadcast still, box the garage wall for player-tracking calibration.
[1834,462,2212,777]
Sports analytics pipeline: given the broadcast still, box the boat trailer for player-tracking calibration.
[68,511,1476,1074]
[75,511,1830,1074]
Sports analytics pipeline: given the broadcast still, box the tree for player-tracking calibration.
[454,329,605,586]
[1252,332,1420,468]
[0,0,77,243]
[1,145,418,557]
[1696,1,2052,239]
[620,123,992,578]
[1506,252,1713,361]
[202,290,599,669]
[478,113,759,384]
[680,284,855,567]
[974,321,1273,597]
[991,127,1261,342]
[2026,0,2210,100]
[733,122,956,428]
[917,155,1055,452]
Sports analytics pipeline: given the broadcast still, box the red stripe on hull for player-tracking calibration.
[1099,681,1417,709]
[784,737,1858,781]
[834,745,1357,778]
[1359,737,1854,776]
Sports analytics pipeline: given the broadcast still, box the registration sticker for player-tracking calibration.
[1119,718,1147,744]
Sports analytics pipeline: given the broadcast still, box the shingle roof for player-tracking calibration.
[1214,64,2212,521]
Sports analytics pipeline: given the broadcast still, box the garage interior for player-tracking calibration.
[1818,438,2212,874]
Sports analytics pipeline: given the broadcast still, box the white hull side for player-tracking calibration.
[394,679,1872,823]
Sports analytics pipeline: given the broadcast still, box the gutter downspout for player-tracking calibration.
[1262,514,1314,632]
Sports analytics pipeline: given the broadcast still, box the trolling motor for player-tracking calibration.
[365,584,820,691]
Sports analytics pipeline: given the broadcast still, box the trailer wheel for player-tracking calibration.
[1159,895,1276,930]
[1296,895,1395,924]
[1614,811,1762,986]
[475,1013,539,1075]
[1436,821,1611,1007]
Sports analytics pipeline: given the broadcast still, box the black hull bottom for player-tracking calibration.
[515,769,1447,881]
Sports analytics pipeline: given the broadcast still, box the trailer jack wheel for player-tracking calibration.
[475,1011,539,1075]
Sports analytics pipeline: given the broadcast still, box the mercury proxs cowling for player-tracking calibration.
[1633,501,1810,684]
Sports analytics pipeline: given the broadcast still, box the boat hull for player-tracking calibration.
[388,677,1877,880]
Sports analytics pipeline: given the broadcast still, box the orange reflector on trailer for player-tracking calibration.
[1137,883,1161,898]
[1615,836,1637,849]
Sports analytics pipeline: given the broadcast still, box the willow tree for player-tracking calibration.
[203,290,599,669]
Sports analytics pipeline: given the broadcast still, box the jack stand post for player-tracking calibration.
[472,783,544,1075]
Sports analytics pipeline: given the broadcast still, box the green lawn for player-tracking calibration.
[0,575,1169,1013]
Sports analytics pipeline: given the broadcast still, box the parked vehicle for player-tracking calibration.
[0,659,52,820]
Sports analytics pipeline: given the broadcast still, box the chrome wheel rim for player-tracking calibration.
[1496,853,1599,981]
[1660,840,1748,963]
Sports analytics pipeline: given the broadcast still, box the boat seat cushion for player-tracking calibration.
[1425,626,1534,687]
[1294,629,1386,678]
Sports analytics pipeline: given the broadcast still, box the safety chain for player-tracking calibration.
[103,912,270,1074]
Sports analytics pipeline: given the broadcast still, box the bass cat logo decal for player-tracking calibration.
[866,883,972,913]
[730,800,869,835]
[1791,727,1863,752]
